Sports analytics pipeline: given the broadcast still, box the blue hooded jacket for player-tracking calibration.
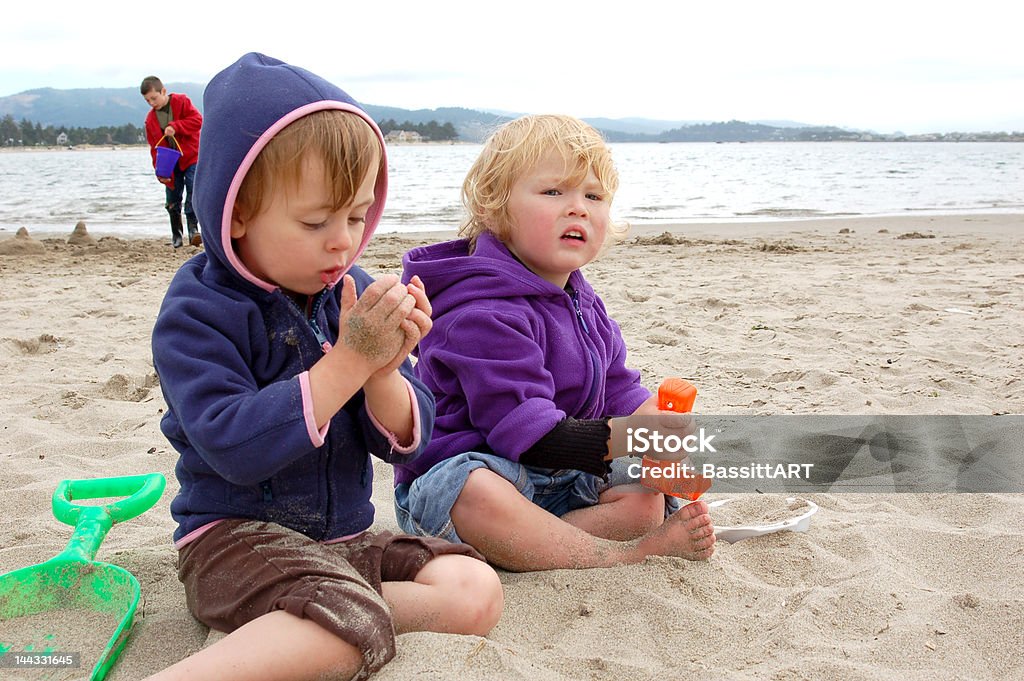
[152,53,434,543]
[395,232,649,486]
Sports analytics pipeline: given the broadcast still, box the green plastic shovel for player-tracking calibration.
[0,473,166,680]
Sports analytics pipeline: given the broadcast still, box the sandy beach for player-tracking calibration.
[1,213,1022,680]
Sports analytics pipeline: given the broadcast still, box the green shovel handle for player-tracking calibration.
[49,474,166,564]
[52,473,166,526]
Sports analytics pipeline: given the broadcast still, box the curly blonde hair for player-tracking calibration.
[459,114,626,247]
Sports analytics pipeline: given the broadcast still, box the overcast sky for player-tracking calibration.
[3,1,1021,134]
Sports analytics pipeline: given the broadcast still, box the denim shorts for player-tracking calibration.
[394,452,680,543]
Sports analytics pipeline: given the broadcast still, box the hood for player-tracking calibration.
[194,52,388,291]
[402,231,576,317]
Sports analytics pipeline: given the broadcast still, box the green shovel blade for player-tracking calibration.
[0,473,164,680]
[0,559,139,678]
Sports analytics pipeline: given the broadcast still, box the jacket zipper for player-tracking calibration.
[306,288,332,535]
[571,288,590,334]
[306,289,331,351]
[281,287,332,535]
[569,286,601,414]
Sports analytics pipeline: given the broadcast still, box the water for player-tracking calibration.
[0,142,1021,237]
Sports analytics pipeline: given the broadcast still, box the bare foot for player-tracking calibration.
[635,499,715,561]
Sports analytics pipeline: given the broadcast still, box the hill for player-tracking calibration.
[0,84,514,142]
[0,84,208,129]
[0,84,864,143]
[12,85,1012,143]
[362,105,510,142]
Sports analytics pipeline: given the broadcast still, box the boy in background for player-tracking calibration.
[141,75,202,248]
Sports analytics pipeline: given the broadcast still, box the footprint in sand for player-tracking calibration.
[624,290,650,303]
[6,333,65,355]
[61,390,89,409]
[646,331,681,347]
[100,372,160,402]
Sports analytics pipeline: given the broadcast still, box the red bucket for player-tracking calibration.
[154,136,182,177]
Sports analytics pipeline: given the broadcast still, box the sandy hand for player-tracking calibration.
[372,276,433,377]
[625,380,712,500]
[404,275,432,341]
[338,274,417,372]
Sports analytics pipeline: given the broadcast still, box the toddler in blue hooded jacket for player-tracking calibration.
[147,53,501,681]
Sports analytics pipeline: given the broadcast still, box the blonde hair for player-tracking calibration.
[459,114,626,247]
[235,110,382,220]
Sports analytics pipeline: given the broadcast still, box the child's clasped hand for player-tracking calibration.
[338,273,432,376]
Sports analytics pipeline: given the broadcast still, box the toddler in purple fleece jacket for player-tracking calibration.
[397,114,716,571]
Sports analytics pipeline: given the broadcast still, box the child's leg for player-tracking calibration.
[451,468,715,571]
[560,482,665,540]
[382,554,503,635]
[143,611,362,681]
[154,520,404,680]
[149,551,503,681]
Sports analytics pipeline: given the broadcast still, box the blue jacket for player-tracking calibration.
[153,53,434,542]
[396,232,649,485]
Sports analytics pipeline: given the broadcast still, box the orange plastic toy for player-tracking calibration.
[657,377,697,412]
[640,378,712,502]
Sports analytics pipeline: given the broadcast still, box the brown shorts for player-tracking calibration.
[177,519,483,678]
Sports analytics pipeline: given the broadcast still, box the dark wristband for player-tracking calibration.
[518,417,611,477]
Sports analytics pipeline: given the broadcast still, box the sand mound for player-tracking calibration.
[0,227,46,255]
[68,220,97,246]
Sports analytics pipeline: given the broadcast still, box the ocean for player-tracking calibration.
[1,142,1021,237]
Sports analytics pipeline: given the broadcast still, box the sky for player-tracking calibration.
[2,1,1022,134]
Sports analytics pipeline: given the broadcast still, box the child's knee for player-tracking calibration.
[453,557,504,635]
[455,467,515,514]
[424,554,503,635]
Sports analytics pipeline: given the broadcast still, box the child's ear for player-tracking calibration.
[230,206,247,238]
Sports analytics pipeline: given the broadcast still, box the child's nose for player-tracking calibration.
[326,223,354,252]
[566,193,588,217]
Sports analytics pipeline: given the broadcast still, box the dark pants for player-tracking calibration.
[177,520,483,680]
[164,162,197,222]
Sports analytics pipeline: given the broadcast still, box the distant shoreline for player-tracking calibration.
[2,137,1022,156]
[0,141,480,155]
[0,144,147,153]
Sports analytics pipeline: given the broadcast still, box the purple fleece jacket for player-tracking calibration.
[395,231,650,485]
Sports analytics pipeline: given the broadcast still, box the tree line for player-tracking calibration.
[1,114,144,147]
[1,114,459,147]
[377,119,458,141]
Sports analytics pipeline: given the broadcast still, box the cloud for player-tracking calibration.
[2,0,1022,133]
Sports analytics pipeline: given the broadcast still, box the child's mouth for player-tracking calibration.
[561,230,586,242]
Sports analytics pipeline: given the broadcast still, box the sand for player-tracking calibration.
[1,214,1021,680]
[1,609,122,679]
